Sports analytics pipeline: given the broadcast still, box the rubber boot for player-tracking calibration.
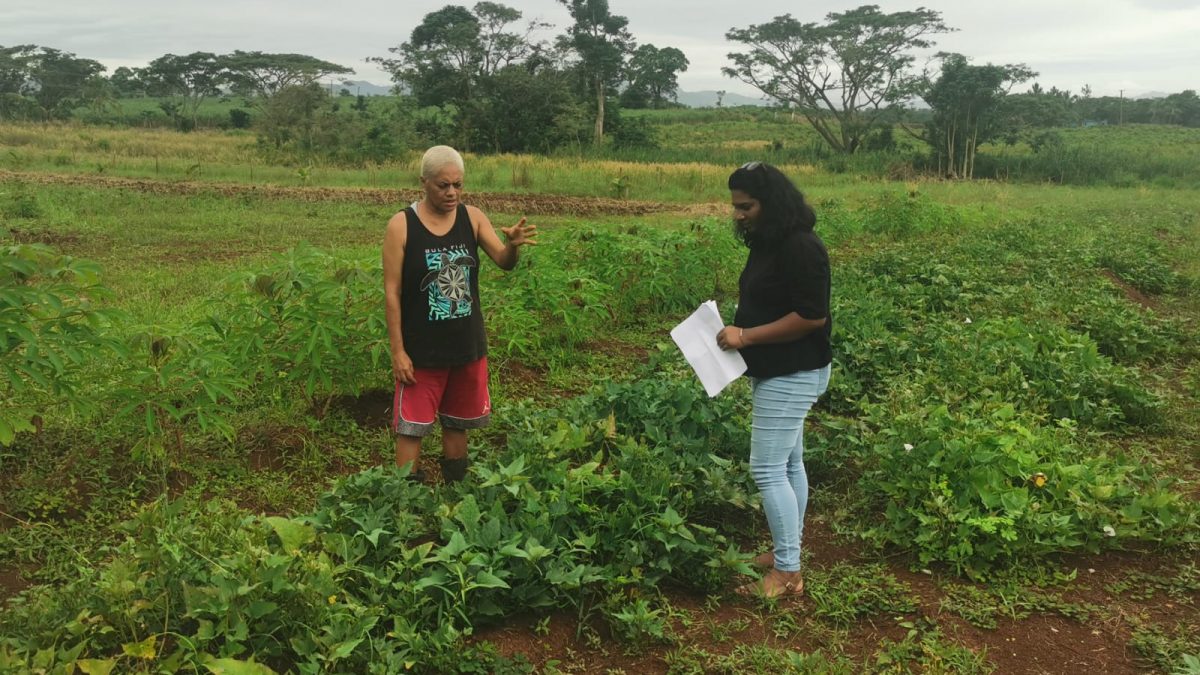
[439,457,470,483]
[402,465,426,484]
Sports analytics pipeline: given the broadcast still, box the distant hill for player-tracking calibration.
[338,80,394,96]
[676,90,775,108]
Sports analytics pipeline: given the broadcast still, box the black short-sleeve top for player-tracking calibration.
[733,229,832,378]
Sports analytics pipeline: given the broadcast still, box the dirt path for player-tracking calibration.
[0,169,702,217]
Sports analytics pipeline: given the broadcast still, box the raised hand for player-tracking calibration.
[501,217,539,247]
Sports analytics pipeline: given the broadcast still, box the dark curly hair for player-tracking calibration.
[728,162,816,246]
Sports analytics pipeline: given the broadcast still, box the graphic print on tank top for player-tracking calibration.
[420,244,477,320]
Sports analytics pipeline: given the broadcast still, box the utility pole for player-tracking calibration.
[1119,89,1125,125]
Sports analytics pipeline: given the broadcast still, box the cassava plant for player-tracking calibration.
[0,244,124,446]
[112,324,244,470]
[213,245,387,418]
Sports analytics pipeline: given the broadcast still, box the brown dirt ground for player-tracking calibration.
[0,170,685,217]
[1100,269,1160,310]
[469,516,1195,673]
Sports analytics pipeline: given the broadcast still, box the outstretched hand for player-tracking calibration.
[501,218,538,247]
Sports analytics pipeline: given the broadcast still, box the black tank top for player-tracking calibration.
[400,204,487,368]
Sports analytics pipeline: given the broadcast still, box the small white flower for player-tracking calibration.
[1087,568,1096,574]
[903,443,914,451]
[964,317,973,324]
[1102,525,1116,538]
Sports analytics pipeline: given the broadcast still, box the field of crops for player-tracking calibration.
[1,117,1198,673]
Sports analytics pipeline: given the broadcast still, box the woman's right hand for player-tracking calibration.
[716,325,745,350]
[392,349,416,385]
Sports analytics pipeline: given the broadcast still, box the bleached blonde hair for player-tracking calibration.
[420,145,465,179]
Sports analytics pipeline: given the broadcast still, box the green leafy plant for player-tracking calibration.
[213,245,387,418]
[1,244,124,445]
[112,325,244,469]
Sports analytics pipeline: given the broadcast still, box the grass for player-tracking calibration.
[7,113,1200,200]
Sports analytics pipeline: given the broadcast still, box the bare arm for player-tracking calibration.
[716,312,827,351]
[383,212,415,384]
[470,205,538,270]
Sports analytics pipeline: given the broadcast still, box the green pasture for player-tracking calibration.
[1,127,1198,672]
[14,99,1200,188]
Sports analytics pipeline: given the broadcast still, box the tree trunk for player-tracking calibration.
[945,123,957,178]
[594,80,605,145]
[967,125,980,179]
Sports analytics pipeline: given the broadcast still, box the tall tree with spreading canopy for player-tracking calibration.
[0,45,106,118]
[622,44,689,109]
[557,0,635,144]
[221,51,353,103]
[724,5,951,153]
[140,52,225,127]
[108,66,145,98]
[918,53,1034,178]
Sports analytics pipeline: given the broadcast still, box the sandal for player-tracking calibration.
[734,570,804,599]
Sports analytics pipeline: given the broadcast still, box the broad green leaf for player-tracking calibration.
[473,570,510,589]
[75,659,117,675]
[121,635,157,659]
[265,516,315,553]
[329,638,364,660]
[203,657,278,674]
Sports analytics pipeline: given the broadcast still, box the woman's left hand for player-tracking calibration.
[716,325,745,350]
[501,217,539,247]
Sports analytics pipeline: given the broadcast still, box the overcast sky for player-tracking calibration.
[5,0,1198,98]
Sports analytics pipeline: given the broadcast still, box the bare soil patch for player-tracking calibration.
[328,389,394,430]
[1101,269,1160,310]
[0,170,684,217]
[0,565,32,600]
[5,226,83,247]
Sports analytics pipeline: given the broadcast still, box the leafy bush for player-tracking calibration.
[1094,232,1187,295]
[1,245,123,446]
[856,190,962,238]
[0,381,758,671]
[841,402,1195,577]
[212,245,387,417]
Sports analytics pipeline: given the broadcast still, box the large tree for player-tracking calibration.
[622,44,688,109]
[373,3,540,108]
[140,52,225,127]
[556,0,635,144]
[384,5,483,106]
[221,51,353,103]
[0,45,106,118]
[724,5,951,153]
[466,64,585,152]
[474,2,549,77]
[918,53,1034,178]
[108,66,145,98]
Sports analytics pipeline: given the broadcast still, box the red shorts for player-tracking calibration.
[393,357,491,437]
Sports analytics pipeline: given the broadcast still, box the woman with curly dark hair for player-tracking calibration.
[716,161,833,598]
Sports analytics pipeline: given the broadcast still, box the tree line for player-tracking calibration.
[2,2,1197,175]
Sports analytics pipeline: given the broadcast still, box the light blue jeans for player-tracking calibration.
[749,364,831,572]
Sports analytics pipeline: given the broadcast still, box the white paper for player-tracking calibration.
[670,300,747,397]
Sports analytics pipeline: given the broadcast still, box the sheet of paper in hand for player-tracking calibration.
[670,300,747,397]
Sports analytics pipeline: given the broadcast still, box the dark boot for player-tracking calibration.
[439,457,470,483]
